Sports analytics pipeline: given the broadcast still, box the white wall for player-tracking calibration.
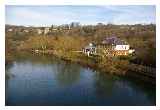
[115,45,130,50]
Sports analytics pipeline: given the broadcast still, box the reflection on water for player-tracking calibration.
[54,61,81,86]
[6,52,156,106]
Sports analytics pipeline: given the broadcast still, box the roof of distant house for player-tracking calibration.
[102,36,128,45]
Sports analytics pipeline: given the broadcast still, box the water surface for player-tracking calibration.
[6,53,156,106]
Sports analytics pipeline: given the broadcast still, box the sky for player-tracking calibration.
[6,5,155,26]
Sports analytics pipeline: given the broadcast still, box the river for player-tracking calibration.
[5,53,156,106]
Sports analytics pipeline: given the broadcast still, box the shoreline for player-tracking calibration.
[6,49,156,84]
[27,49,156,84]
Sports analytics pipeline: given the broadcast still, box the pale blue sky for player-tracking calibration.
[6,5,155,26]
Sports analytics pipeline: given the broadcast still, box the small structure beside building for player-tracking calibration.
[82,43,97,56]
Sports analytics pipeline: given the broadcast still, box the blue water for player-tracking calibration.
[5,53,156,106]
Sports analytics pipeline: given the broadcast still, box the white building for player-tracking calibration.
[83,43,96,56]
[37,29,43,34]
[8,28,13,32]
[23,30,29,33]
[44,27,50,34]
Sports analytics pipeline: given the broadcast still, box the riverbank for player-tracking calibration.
[19,49,155,84]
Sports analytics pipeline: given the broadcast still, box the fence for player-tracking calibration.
[128,64,156,78]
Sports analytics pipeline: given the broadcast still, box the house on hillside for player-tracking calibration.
[44,27,50,34]
[7,28,13,32]
[83,43,97,56]
[37,29,43,34]
[98,36,135,56]
[23,29,29,33]
[36,27,50,35]
[52,28,58,31]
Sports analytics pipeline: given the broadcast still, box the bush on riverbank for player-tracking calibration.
[97,56,129,75]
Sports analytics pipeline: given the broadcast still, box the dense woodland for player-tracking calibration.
[5,24,156,74]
